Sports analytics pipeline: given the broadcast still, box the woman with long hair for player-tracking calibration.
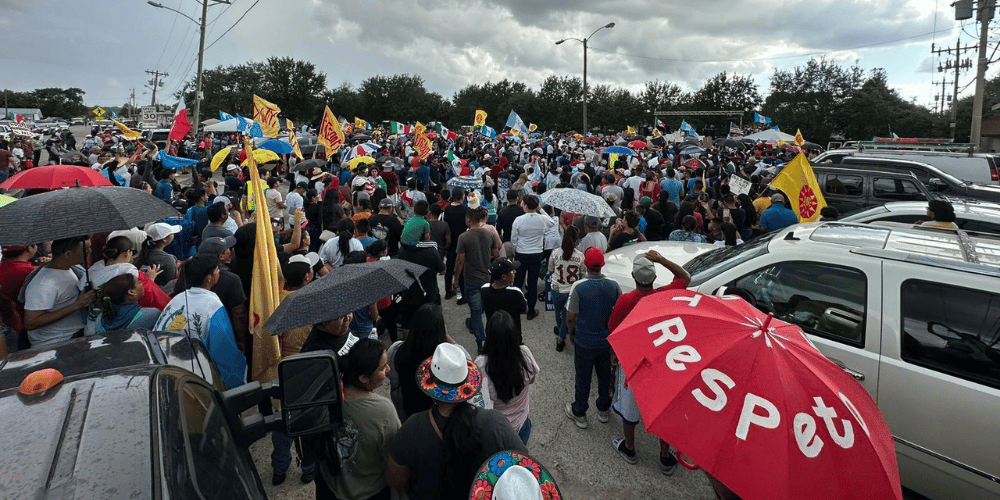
[315,339,400,500]
[475,311,539,444]
[87,273,160,334]
[547,226,584,352]
[319,218,362,270]
[656,191,678,235]
[716,222,743,247]
[389,304,458,419]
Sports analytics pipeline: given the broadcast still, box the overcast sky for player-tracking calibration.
[2,0,992,116]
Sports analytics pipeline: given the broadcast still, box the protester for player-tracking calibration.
[87,273,160,335]
[548,226,584,352]
[480,258,527,334]
[22,236,95,347]
[759,193,799,233]
[442,189,468,300]
[142,222,181,288]
[510,194,553,320]
[320,218,363,270]
[920,199,959,228]
[454,207,500,354]
[668,215,708,243]
[475,310,539,445]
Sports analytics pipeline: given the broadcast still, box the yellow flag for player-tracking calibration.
[286,119,303,160]
[794,128,805,146]
[112,119,141,139]
[253,94,282,138]
[414,122,426,135]
[770,153,827,222]
[653,128,662,137]
[627,125,636,135]
[474,110,487,127]
[317,106,345,154]
[245,137,283,382]
[529,123,537,133]
[355,117,367,130]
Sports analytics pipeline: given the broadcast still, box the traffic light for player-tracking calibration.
[955,0,973,20]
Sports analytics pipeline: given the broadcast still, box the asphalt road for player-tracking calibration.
[250,275,717,500]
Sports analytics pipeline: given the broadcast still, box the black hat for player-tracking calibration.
[489,258,520,282]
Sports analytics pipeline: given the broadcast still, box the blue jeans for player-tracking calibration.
[571,344,612,417]
[551,290,570,340]
[464,283,486,345]
[513,251,543,312]
[518,416,532,444]
[271,430,316,475]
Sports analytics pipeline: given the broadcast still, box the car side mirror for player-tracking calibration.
[928,178,947,191]
[279,352,343,437]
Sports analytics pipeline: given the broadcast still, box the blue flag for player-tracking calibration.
[505,110,529,135]
[158,151,199,169]
[110,111,118,119]
[482,126,497,139]
[220,110,235,121]
[237,115,250,132]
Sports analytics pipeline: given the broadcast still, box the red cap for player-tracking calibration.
[584,247,605,269]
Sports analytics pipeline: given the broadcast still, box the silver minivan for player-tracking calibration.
[815,149,1000,185]
[605,224,1000,500]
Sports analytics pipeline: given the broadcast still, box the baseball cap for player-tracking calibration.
[489,257,520,281]
[288,252,320,267]
[631,256,657,286]
[147,222,181,242]
[213,195,232,207]
[639,196,653,208]
[379,197,394,209]
[226,165,240,172]
[197,235,237,256]
[585,215,602,228]
[584,247,605,269]
[296,182,308,190]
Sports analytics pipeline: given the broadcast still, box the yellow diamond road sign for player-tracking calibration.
[92,106,106,118]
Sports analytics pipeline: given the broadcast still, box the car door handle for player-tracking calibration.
[830,358,866,381]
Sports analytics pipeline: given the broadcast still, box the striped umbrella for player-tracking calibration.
[341,142,380,162]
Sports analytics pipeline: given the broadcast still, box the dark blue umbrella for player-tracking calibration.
[259,139,293,155]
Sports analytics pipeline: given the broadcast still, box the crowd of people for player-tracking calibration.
[0,123,833,500]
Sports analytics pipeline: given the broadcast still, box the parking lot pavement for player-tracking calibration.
[252,274,717,500]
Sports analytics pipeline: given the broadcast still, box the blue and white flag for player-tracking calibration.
[158,150,199,169]
[220,110,235,121]
[237,115,250,132]
[754,112,772,125]
[482,125,497,139]
[153,287,247,389]
[680,120,697,136]
[505,110,529,135]
[110,111,118,119]
[236,115,264,138]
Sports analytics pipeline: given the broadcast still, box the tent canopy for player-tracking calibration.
[204,117,257,132]
[743,128,795,142]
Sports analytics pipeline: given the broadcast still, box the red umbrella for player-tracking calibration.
[582,136,601,144]
[682,158,706,170]
[0,165,113,190]
[628,140,647,149]
[425,132,438,139]
[608,289,901,500]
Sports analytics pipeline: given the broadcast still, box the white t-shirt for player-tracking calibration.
[286,191,304,215]
[320,236,364,267]
[265,188,284,220]
[24,267,86,347]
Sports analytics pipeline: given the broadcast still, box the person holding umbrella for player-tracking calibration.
[607,251,690,474]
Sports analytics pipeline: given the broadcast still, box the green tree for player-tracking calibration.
[764,58,865,142]
[322,83,364,130]
[689,72,761,135]
[358,74,446,124]
[260,57,327,124]
[840,70,943,140]
[30,88,88,119]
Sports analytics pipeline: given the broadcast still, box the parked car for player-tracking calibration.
[0,329,342,499]
[806,164,934,215]
[841,200,1000,236]
[141,128,173,150]
[814,149,1000,185]
[605,224,1000,500]
[835,156,1000,204]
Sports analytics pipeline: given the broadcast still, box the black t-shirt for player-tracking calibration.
[368,213,403,255]
[608,231,639,252]
[442,204,468,250]
[396,247,445,305]
[480,285,527,333]
[496,204,524,242]
[224,175,245,195]
[642,208,665,240]
[173,266,246,311]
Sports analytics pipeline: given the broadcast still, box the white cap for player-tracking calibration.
[288,252,320,267]
[147,222,181,242]
[492,465,543,500]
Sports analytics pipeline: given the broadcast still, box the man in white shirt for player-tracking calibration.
[510,194,555,320]
[286,182,306,215]
[23,236,95,347]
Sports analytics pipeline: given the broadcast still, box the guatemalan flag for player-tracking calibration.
[482,125,497,139]
[153,287,248,389]
[505,110,529,135]
[220,110,235,121]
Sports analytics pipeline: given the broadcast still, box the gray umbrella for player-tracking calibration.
[447,176,483,190]
[539,188,617,218]
[293,158,326,172]
[0,187,179,245]
[263,259,427,334]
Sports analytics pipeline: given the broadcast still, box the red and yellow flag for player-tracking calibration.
[318,106,345,154]
[355,117,367,130]
[474,109,487,127]
[286,119,303,160]
[112,119,141,139]
[770,153,826,222]
[794,128,805,146]
[414,132,432,160]
[244,137,283,382]
[253,94,282,138]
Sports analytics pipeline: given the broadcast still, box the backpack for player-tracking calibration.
[371,222,389,241]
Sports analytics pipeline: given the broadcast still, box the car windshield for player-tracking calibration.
[683,231,777,287]
[841,205,890,221]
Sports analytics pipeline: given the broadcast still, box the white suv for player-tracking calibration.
[605,224,1000,500]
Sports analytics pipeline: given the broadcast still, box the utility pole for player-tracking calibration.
[970,0,995,147]
[933,79,954,114]
[931,40,974,140]
[128,88,137,119]
[145,70,168,106]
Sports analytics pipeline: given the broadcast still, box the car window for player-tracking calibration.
[730,261,867,347]
[958,219,1000,236]
[900,280,1000,389]
[823,174,863,196]
[873,178,926,201]
[179,381,258,499]
[683,231,777,287]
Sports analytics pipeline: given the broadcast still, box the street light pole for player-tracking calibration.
[556,22,614,134]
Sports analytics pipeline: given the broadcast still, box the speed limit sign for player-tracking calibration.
[141,106,157,126]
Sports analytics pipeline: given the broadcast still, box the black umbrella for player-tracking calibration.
[0,186,179,245]
[59,151,87,164]
[801,141,823,151]
[263,259,427,334]
[293,158,327,172]
[714,138,746,150]
[351,134,372,142]
[650,136,667,147]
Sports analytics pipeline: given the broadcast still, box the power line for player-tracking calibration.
[153,0,181,70]
[205,0,261,51]
[588,27,958,64]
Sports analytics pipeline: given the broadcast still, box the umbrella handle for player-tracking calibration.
[675,450,700,471]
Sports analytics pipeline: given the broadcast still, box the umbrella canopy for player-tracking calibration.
[293,158,326,173]
[604,146,637,156]
[447,176,483,190]
[241,149,280,166]
[342,143,380,162]
[582,136,601,144]
[682,158,706,170]
[679,145,705,156]
[539,188,616,218]
[744,128,796,143]
[347,155,376,172]
[650,136,667,147]
[628,140,647,150]
[0,186,179,245]
[801,141,823,151]
[263,259,427,334]
[608,289,901,500]
[714,138,746,150]
[258,139,293,155]
[351,134,372,142]
[210,146,233,172]
[0,165,113,190]
[59,151,88,165]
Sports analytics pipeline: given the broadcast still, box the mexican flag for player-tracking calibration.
[390,121,411,135]
[8,112,23,124]
[447,150,457,163]
[435,122,457,141]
